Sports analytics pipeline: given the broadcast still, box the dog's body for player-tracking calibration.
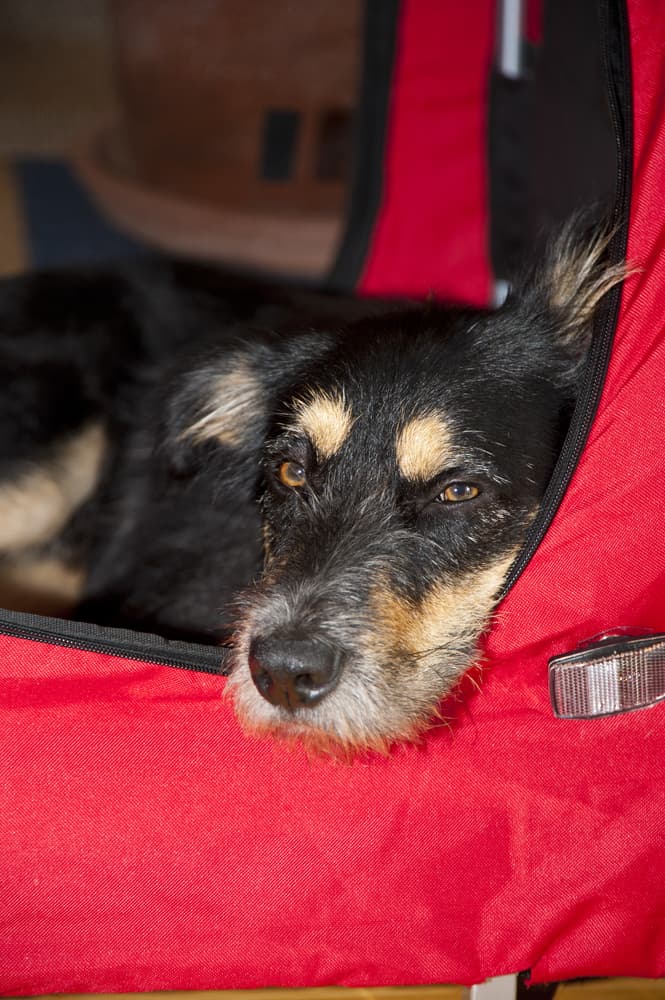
[0,227,626,751]
[0,265,381,635]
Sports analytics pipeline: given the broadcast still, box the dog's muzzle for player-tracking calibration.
[248,634,344,710]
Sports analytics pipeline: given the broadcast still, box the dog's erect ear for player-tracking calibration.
[528,218,635,360]
[546,221,630,329]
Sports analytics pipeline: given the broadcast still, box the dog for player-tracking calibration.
[0,223,627,752]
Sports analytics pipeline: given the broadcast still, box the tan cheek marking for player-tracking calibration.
[0,422,106,554]
[0,558,85,616]
[368,551,517,670]
[396,413,455,482]
[184,360,263,448]
[291,391,354,459]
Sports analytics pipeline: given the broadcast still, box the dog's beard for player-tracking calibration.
[226,632,449,757]
[224,551,516,755]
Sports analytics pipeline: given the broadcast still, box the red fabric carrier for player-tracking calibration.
[358,0,494,304]
[2,0,665,994]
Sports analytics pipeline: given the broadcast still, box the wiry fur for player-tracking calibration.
[545,219,629,325]
[0,226,631,752]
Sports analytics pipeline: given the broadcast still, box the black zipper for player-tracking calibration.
[0,607,231,675]
[500,0,632,596]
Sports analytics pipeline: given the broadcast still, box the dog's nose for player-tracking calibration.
[248,635,343,709]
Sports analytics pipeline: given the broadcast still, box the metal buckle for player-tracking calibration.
[548,628,665,719]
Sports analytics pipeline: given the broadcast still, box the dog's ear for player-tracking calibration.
[546,221,630,332]
[161,330,335,476]
[162,352,269,476]
[527,218,636,365]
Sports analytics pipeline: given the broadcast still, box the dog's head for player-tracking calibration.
[223,225,629,753]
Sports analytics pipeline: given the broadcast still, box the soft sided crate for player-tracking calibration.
[2,0,665,994]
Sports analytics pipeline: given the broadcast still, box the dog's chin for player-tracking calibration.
[224,660,446,758]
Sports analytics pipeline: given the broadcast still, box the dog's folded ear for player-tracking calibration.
[160,328,335,476]
[161,352,269,476]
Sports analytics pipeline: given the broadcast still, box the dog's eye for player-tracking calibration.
[278,461,307,488]
[437,482,480,503]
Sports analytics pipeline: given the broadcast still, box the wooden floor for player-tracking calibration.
[556,983,665,998]
[30,980,665,1000]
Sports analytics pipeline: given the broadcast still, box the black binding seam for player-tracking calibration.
[500,0,633,596]
[0,607,230,675]
[487,56,537,283]
[326,0,402,291]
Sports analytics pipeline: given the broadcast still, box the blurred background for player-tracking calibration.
[0,0,116,157]
[0,0,361,280]
[0,0,129,275]
[0,2,617,302]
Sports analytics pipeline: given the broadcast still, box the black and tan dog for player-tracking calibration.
[0,225,627,751]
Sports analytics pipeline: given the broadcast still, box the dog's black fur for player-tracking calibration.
[0,226,626,751]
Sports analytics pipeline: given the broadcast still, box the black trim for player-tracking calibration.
[489,0,620,283]
[488,63,537,281]
[0,607,230,675]
[501,0,633,595]
[326,0,402,291]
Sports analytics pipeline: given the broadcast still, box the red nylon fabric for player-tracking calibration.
[357,0,494,306]
[483,0,665,979]
[2,0,665,993]
[5,632,661,995]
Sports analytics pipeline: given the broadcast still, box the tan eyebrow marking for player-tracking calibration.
[395,413,455,482]
[290,391,354,460]
[183,359,264,448]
